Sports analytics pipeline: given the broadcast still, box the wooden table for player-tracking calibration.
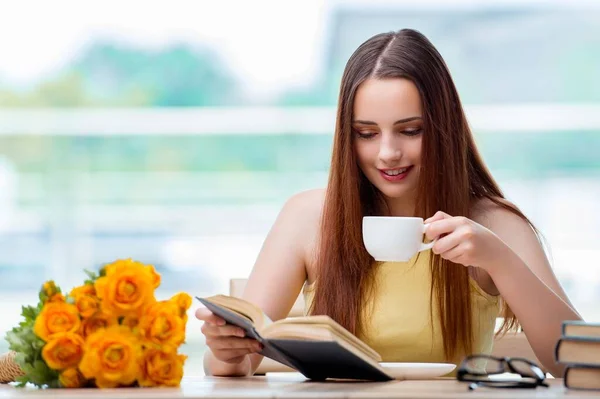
[0,373,598,398]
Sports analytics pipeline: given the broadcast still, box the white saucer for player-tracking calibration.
[380,362,456,380]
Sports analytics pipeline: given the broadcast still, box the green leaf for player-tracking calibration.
[47,378,61,389]
[84,269,98,280]
[21,363,35,376]
[5,293,55,388]
[15,378,28,388]
[33,360,47,375]
[32,338,45,351]
[14,351,28,365]
[6,329,32,359]
[5,330,23,349]
[19,359,56,388]
[21,305,39,323]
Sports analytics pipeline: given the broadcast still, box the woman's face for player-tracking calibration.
[352,78,424,212]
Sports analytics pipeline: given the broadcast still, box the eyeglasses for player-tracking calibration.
[457,354,549,390]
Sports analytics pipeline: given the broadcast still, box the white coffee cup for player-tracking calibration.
[362,216,435,262]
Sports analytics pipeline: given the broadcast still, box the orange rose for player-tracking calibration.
[59,367,86,388]
[69,284,95,298]
[95,259,156,317]
[40,280,63,304]
[59,367,87,388]
[121,315,140,331]
[69,284,99,318]
[79,326,141,388]
[168,292,192,323]
[138,346,187,387]
[48,293,66,303]
[74,294,100,319]
[80,309,118,338]
[41,332,85,370]
[138,301,186,347]
[33,302,81,342]
[145,264,161,289]
[42,280,59,297]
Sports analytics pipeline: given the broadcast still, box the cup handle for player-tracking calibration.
[418,223,436,252]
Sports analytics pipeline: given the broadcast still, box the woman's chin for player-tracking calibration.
[376,186,415,201]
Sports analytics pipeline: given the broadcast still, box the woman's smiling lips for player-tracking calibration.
[378,166,413,182]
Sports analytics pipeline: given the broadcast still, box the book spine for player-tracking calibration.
[563,365,600,391]
[554,337,562,364]
[555,336,600,367]
[564,366,572,389]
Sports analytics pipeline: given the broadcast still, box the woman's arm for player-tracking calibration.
[202,189,324,376]
[425,205,582,377]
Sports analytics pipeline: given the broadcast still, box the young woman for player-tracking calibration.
[195,28,581,377]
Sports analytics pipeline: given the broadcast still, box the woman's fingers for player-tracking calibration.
[201,323,246,338]
[195,307,226,326]
[214,350,255,364]
[432,232,461,255]
[208,337,262,351]
[426,218,457,240]
[208,337,263,363]
[424,211,452,224]
[439,244,466,264]
[196,307,262,365]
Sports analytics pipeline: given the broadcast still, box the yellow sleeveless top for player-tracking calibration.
[303,250,500,367]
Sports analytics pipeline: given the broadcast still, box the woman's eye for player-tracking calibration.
[355,130,377,139]
[401,128,423,136]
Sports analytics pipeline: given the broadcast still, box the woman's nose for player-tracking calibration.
[378,134,402,164]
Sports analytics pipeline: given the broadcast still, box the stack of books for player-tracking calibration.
[555,321,600,390]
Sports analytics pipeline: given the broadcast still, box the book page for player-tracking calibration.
[262,323,381,362]
[263,316,382,362]
[196,297,262,341]
[201,295,272,329]
[564,322,600,338]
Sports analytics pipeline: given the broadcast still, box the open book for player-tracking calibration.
[196,295,393,381]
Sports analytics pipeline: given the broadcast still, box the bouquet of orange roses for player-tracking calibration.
[2,258,192,388]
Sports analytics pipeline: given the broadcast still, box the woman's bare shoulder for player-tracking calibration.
[468,196,532,296]
[279,188,325,240]
[283,188,326,216]
[281,188,325,277]
[470,196,526,228]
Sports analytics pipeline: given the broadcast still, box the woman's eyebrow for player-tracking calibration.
[352,116,423,125]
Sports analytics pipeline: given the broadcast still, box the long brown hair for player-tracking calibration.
[309,28,528,360]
